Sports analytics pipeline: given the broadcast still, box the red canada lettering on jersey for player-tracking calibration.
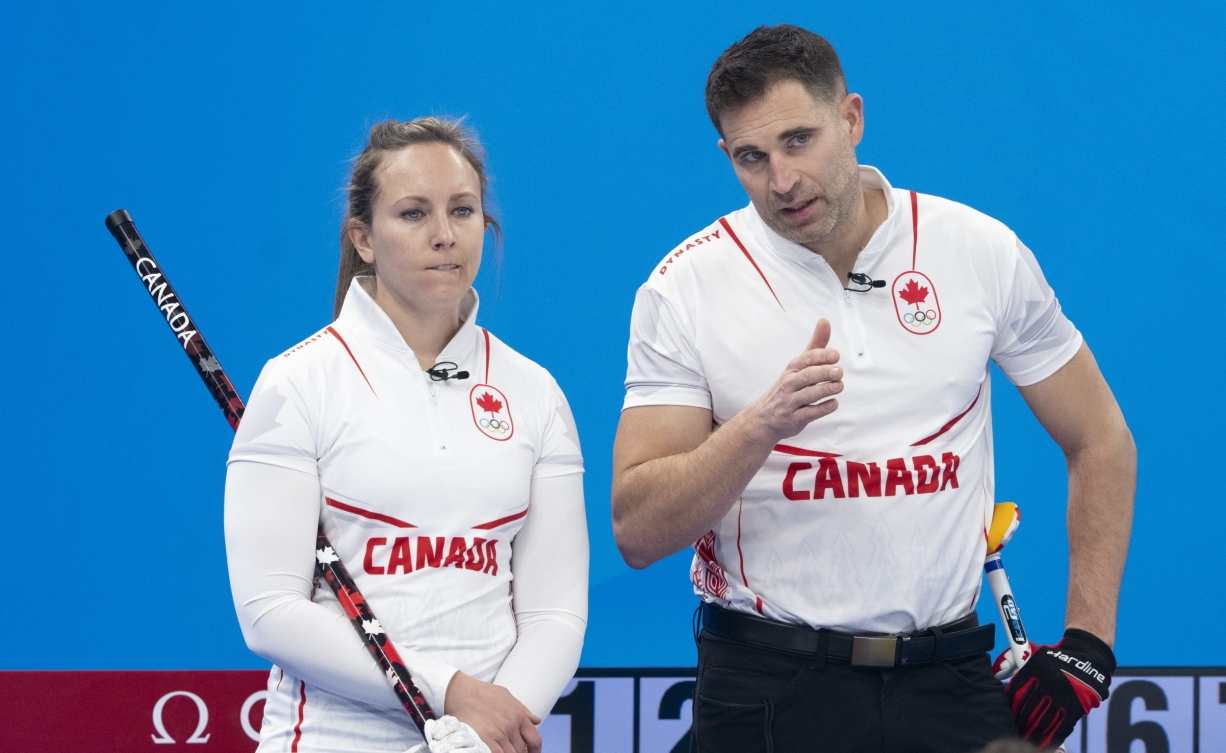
[783,462,812,500]
[363,536,500,577]
[781,453,961,500]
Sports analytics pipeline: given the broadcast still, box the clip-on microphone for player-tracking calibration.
[427,361,470,381]
[847,272,886,292]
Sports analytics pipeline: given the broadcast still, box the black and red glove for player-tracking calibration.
[1002,629,1116,748]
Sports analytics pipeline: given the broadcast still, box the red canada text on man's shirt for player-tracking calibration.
[782,452,961,500]
[362,536,500,576]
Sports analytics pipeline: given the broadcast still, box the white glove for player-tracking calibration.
[405,716,491,753]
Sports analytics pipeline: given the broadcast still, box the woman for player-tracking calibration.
[225,117,588,753]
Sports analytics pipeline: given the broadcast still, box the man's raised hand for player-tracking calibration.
[748,318,843,442]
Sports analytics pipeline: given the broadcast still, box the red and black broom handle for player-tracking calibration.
[104,209,438,733]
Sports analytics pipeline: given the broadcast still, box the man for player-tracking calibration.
[611,25,1134,753]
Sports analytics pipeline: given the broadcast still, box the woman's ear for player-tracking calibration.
[349,221,376,265]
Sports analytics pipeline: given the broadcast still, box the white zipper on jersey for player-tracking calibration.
[425,377,450,452]
[841,288,870,362]
[815,256,872,363]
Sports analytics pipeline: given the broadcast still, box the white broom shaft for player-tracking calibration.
[986,552,1029,672]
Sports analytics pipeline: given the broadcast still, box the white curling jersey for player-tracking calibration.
[624,167,1081,635]
[229,277,583,752]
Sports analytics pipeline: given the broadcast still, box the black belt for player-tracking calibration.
[700,603,995,668]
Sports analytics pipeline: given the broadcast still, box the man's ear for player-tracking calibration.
[717,138,732,162]
[349,221,375,265]
[842,93,866,147]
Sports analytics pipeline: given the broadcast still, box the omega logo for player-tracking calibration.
[150,690,266,744]
[241,691,268,742]
[151,691,210,744]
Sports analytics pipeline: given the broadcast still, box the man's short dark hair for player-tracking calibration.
[705,25,848,135]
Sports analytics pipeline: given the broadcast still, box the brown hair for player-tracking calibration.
[705,25,848,136]
[333,116,501,318]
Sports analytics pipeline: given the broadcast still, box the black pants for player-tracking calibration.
[692,629,1017,753]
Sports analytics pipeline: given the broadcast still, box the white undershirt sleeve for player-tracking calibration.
[224,460,458,712]
[493,473,588,718]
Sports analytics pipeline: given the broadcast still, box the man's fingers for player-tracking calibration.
[782,369,843,401]
[804,318,832,352]
[788,346,840,372]
[794,364,842,387]
[793,382,843,408]
[794,398,839,423]
[789,387,848,416]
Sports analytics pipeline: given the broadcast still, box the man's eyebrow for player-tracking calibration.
[730,126,817,158]
[730,141,762,159]
[777,126,816,142]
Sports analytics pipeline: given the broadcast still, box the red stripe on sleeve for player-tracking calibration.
[719,217,784,310]
[325,497,416,528]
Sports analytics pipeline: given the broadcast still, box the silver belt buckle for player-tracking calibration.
[850,635,900,667]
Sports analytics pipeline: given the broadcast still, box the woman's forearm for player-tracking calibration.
[494,473,589,716]
[224,461,457,710]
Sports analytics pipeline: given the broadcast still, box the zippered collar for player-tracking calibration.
[739,165,904,275]
[335,276,481,367]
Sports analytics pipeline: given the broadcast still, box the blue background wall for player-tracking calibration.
[1,1,1221,670]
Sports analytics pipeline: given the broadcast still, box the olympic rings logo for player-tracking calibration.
[471,385,513,440]
[479,418,510,434]
[903,310,938,327]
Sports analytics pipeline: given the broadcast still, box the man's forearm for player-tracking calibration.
[613,409,776,569]
[614,321,843,568]
[1064,428,1136,646]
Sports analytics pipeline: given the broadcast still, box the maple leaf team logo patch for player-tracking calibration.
[470,385,514,441]
[892,271,942,335]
